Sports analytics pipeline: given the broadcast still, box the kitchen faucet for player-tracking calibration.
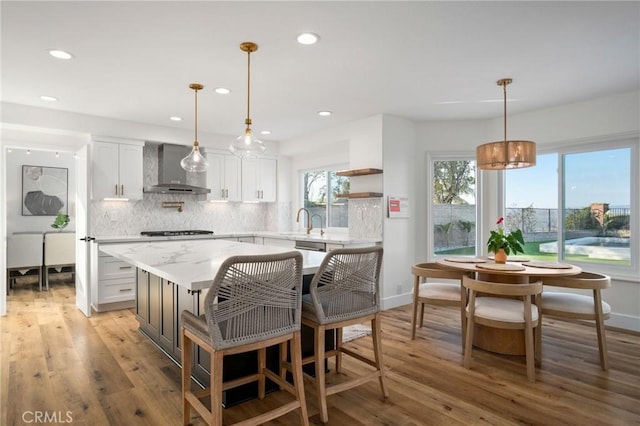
[296,208,313,234]
[311,214,325,236]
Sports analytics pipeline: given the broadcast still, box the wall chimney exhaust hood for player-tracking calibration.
[145,144,211,194]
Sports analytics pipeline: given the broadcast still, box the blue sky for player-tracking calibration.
[506,148,631,209]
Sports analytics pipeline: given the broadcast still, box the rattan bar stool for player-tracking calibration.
[181,251,309,426]
[299,246,387,423]
[411,262,468,347]
[541,271,611,370]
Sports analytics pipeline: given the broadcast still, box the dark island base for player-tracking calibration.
[136,269,333,407]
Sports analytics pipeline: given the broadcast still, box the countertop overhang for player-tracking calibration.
[99,239,327,291]
[94,231,381,245]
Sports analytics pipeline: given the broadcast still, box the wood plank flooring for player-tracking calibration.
[2,277,639,425]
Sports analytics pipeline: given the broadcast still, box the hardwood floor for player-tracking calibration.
[2,277,639,425]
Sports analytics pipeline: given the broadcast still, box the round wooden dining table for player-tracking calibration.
[436,257,582,355]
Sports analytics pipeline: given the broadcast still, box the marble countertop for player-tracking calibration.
[94,231,381,245]
[99,239,327,291]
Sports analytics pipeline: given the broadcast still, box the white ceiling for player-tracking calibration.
[2,1,639,143]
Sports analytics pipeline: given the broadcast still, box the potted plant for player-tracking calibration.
[486,217,525,263]
[51,213,70,231]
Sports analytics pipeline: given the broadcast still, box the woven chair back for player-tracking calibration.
[204,251,303,350]
[308,246,383,324]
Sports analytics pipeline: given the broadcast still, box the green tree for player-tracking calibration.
[433,161,475,204]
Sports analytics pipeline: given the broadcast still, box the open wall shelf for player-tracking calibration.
[336,192,383,199]
[336,168,383,177]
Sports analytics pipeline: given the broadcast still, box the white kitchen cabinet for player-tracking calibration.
[259,237,295,248]
[91,138,144,200]
[206,152,241,201]
[241,157,277,202]
[91,251,136,311]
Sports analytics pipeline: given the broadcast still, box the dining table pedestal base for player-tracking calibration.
[473,324,526,356]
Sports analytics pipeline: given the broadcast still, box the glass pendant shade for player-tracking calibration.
[230,41,266,158]
[181,83,208,172]
[229,126,266,158]
[180,141,208,172]
[476,78,536,170]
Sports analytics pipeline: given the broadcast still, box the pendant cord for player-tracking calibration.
[194,87,198,143]
[503,82,507,142]
[246,49,251,125]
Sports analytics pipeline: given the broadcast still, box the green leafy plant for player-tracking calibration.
[51,213,70,230]
[486,217,524,255]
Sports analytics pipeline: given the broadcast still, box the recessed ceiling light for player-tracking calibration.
[169,116,182,121]
[260,130,271,135]
[55,152,60,158]
[49,49,73,59]
[40,95,58,102]
[297,33,320,45]
[318,111,332,116]
[215,87,230,95]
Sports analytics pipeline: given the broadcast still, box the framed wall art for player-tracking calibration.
[22,165,68,216]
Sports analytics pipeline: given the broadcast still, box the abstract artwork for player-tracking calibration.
[22,165,68,216]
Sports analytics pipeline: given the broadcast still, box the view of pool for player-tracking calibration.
[539,237,630,261]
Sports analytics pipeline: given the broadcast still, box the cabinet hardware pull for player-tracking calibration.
[121,184,124,196]
[115,184,118,196]
[119,266,132,269]
[119,288,133,292]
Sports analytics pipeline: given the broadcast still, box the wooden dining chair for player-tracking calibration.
[462,275,543,382]
[300,246,387,423]
[181,251,309,426]
[410,263,468,347]
[540,271,611,370]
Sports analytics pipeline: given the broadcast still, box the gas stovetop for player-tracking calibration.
[140,230,214,237]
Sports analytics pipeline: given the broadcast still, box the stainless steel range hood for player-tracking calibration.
[145,144,210,194]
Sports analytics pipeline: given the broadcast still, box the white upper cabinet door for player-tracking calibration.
[91,139,143,200]
[241,157,276,202]
[206,153,241,201]
[92,141,120,199]
[118,144,143,199]
[224,155,242,201]
[257,158,276,202]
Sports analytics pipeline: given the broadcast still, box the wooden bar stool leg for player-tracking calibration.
[291,332,310,426]
[258,347,266,399]
[211,352,224,426]
[335,327,343,373]
[181,329,192,426]
[315,325,329,423]
[372,314,388,397]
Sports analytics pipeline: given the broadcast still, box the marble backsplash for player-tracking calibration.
[348,198,383,239]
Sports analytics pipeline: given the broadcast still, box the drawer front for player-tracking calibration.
[99,255,136,280]
[99,278,136,303]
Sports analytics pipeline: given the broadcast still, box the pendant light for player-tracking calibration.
[476,78,536,170]
[229,42,266,158]
[180,83,209,172]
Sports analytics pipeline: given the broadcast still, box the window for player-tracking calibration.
[506,152,559,259]
[302,169,349,229]
[506,141,636,273]
[430,158,477,256]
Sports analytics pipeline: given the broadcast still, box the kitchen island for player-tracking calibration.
[99,239,328,406]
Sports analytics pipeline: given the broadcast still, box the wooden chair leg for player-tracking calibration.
[525,323,536,382]
[372,314,388,398]
[594,290,609,371]
[411,276,420,339]
[418,303,425,329]
[314,325,329,423]
[291,332,310,426]
[463,291,476,369]
[181,328,192,426]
